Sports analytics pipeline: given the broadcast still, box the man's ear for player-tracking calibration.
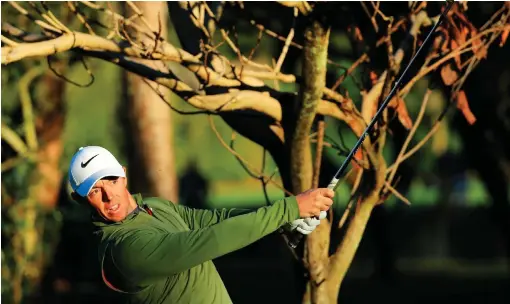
[122,166,128,186]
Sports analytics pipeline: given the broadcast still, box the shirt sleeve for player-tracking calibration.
[171,204,254,230]
[110,196,299,283]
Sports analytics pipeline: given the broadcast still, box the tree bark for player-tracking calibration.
[290,19,330,194]
[287,15,331,304]
[327,195,377,302]
[125,1,178,202]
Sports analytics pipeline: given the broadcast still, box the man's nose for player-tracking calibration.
[102,186,114,201]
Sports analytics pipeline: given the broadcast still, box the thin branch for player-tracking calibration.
[1,153,38,173]
[386,113,448,174]
[1,31,198,65]
[260,148,273,207]
[274,7,298,73]
[399,25,508,98]
[47,55,95,88]
[208,115,294,196]
[330,18,407,92]
[66,1,96,35]
[1,35,19,46]
[386,89,431,187]
[1,123,29,155]
[126,1,160,35]
[384,181,411,205]
[229,131,260,179]
[360,1,379,32]
[141,77,210,115]
[8,1,62,34]
[18,66,44,151]
[38,2,72,33]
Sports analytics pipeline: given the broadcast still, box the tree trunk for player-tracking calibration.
[125,1,178,202]
[34,71,66,208]
[287,15,331,304]
[326,195,377,302]
[6,68,66,304]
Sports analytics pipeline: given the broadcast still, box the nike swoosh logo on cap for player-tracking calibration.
[81,154,99,168]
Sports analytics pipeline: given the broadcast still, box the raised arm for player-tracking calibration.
[110,196,299,284]
[171,204,254,229]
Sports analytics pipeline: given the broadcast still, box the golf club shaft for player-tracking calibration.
[286,0,455,249]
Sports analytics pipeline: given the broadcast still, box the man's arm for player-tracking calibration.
[111,196,299,284]
[172,204,254,229]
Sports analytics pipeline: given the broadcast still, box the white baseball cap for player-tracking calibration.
[68,146,125,197]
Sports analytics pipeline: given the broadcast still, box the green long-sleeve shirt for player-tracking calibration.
[92,193,299,304]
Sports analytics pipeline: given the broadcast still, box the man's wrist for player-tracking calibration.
[284,195,300,221]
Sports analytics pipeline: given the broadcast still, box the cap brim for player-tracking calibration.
[75,166,126,197]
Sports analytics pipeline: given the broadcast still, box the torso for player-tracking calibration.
[95,198,232,304]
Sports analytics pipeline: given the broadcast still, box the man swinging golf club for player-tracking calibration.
[69,145,334,303]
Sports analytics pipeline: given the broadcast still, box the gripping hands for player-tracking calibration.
[289,210,327,235]
[288,188,334,235]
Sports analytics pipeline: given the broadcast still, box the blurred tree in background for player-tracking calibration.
[1,1,509,304]
[121,1,179,202]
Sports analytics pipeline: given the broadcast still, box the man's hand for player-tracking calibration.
[295,188,334,218]
[289,211,327,235]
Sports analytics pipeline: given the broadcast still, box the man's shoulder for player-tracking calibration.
[142,196,177,210]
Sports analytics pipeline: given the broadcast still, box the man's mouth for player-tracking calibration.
[107,204,120,215]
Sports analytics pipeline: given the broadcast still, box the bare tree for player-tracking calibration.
[2,1,509,303]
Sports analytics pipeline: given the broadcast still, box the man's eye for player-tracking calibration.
[112,179,118,184]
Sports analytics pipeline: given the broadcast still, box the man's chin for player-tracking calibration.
[102,211,126,222]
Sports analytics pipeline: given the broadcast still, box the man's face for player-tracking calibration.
[85,175,135,222]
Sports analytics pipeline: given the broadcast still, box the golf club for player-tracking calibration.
[285,0,456,249]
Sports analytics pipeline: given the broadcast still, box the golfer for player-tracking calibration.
[68,146,334,303]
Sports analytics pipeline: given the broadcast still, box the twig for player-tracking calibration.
[247,18,344,68]
[239,28,264,79]
[38,1,72,33]
[208,115,294,196]
[338,197,357,230]
[47,55,95,88]
[1,122,29,155]
[384,181,411,205]
[229,131,260,179]
[80,1,155,41]
[19,67,44,151]
[1,35,19,46]
[360,1,379,32]
[260,148,273,206]
[185,2,212,41]
[141,78,210,115]
[8,1,62,34]
[480,3,509,31]
[203,2,274,72]
[66,1,96,35]
[1,153,38,172]
[386,121,442,174]
[330,19,407,92]
[399,25,508,97]
[126,1,160,36]
[386,90,431,187]
[274,7,298,73]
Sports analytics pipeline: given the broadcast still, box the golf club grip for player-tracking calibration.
[287,178,339,249]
